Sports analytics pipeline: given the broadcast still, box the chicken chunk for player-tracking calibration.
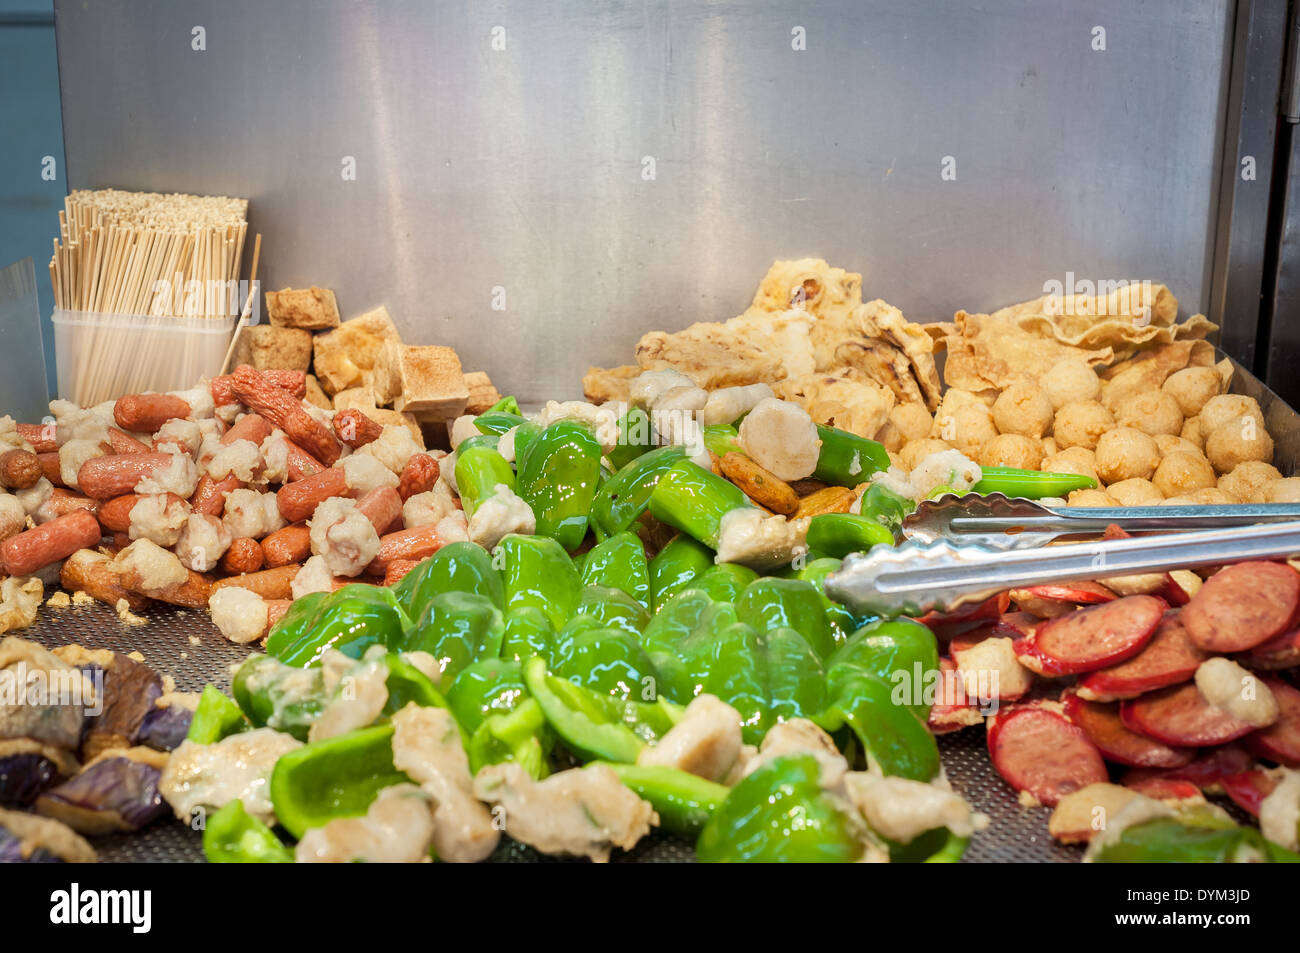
[295,783,435,863]
[159,728,302,825]
[636,694,744,783]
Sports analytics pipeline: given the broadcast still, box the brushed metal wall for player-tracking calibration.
[55,0,1234,402]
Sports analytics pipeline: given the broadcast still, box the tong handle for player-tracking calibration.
[949,503,1300,536]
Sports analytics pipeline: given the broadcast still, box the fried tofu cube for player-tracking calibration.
[265,286,341,331]
[248,326,312,372]
[312,305,402,395]
[464,371,503,414]
[377,344,469,420]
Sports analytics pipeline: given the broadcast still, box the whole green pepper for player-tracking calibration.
[579,531,651,608]
[455,443,516,517]
[606,408,656,471]
[648,534,715,610]
[496,534,581,629]
[401,590,504,683]
[702,423,743,458]
[813,425,890,487]
[187,685,249,744]
[697,754,866,862]
[266,584,410,667]
[202,799,293,863]
[270,723,411,839]
[972,466,1097,499]
[589,446,688,540]
[597,762,729,835]
[805,512,895,558]
[515,421,603,550]
[647,459,753,548]
[393,541,504,621]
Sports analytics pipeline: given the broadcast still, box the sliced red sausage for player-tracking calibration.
[1121,776,1203,801]
[1121,745,1254,795]
[1062,690,1194,769]
[1012,580,1116,606]
[987,705,1108,806]
[1181,561,1300,653]
[1120,682,1256,747]
[1220,769,1280,817]
[1245,628,1300,671]
[927,658,984,735]
[912,591,1009,640]
[1075,612,1208,702]
[1013,594,1165,676]
[1244,678,1300,767]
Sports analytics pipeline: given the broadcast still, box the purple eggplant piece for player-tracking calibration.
[82,655,163,756]
[0,752,60,807]
[35,755,166,834]
[0,826,61,862]
[138,704,193,752]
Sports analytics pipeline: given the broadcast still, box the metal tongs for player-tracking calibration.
[824,517,1300,618]
[903,492,1300,550]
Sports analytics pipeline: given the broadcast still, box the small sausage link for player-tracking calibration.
[34,489,100,524]
[261,523,312,568]
[37,452,65,487]
[60,549,149,610]
[284,440,325,482]
[0,448,42,489]
[369,524,443,574]
[354,486,403,536]
[114,393,191,433]
[106,427,152,455]
[77,452,174,500]
[381,558,420,587]
[219,412,273,447]
[332,408,384,449]
[218,537,264,575]
[0,509,102,575]
[397,453,440,500]
[16,422,58,453]
[276,468,350,522]
[210,369,306,406]
[191,473,243,517]
[211,564,300,600]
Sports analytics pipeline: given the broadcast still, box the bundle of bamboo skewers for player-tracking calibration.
[47,188,261,405]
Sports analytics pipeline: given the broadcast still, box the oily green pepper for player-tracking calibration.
[496,533,581,629]
[553,624,657,699]
[401,591,504,683]
[262,591,329,660]
[473,410,526,436]
[647,459,753,549]
[515,421,604,550]
[1090,817,1300,863]
[972,466,1097,499]
[788,556,863,641]
[231,655,326,741]
[202,799,293,863]
[828,617,939,718]
[858,482,915,530]
[487,395,521,415]
[697,754,866,863]
[734,576,838,661]
[888,827,970,863]
[805,512,895,558]
[813,425,890,487]
[648,534,715,610]
[455,443,516,517]
[597,762,729,835]
[606,408,656,470]
[500,606,557,664]
[569,584,651,636]
[378,653,449,715]
[691,563,758,604]
[702,423,743,458]
[187,684,248,744]
[446,658,551,778]
[588,446,688,540]
[270,723,411,839]
[579,531,651,608]
[393,541,504,618]
[511,421,543,464]
[818,671,939,781]
[266,584,410,667]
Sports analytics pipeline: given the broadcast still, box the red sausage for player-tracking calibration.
[1120,682,1256,747]
[219,412,273,447]
[276,468,349,522]
[16,422,58,453]
[1181,561,1300,653]
[1244,678,1300,767]
[354,487,403,536]
[284,440,325,482]
[1075,612,1208,702]
[369,524,442,573]
[77,452,174,500]
[1014,594,1165,677]
[1246,628,1300,670]
[1121,745,1255,795]
[1012,580,1116,606]
[912,592,1010,640]
[397,453,440,501]
[987,705,1108,806]
[191,474,242,517]
[0,509,102,575]
[1062,690,1194,769]
[114,393,191,433]
[1220,770,1280,817]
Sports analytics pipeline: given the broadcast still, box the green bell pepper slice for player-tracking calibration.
[570,584,651,635]
[466,696,551,779]
[487,395,520,415]
[500,606,557,664]
[523,655,645,763]
[392,541,504,618]
[828,618,939,719]
[973,466,1097,499]
[455,443,516,518]
[496,533,582,629]
[858,483,915,530]
[446,657,527,737]
[401,590,504,683]
[788,555,863,642]
[230,655,326,741]
[270,723,411,839]
[887,826,970,863]
[262,591,329,659]
[589,446,688,540]
[266,584,410,667]
[596,762,729,835]
[606,408,655,471]
[553,624,658,699]
[473,410,526,436]
[187,684,249,744]
[702,423,743,458]
[379,653,449,715]
[813,425,890,487]
[579,531,651,608]
[735,576,837,661]
[515,420,603,551]
[648,534,715,610]
[696,754,865,862]
[805,512,896,558]
[647,459,753,549]
[1090,817,1300,863]
[819,670,939,781]
[202,799,292,863]
[691,562,758,604]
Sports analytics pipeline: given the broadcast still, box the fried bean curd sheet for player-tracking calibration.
[773,372,896,439]
[945,310,1115,390]
[582,364,640,404]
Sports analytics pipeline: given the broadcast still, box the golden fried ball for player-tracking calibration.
[1199,394,1264,435]
[1041,437,1058,457]
[1106,478,1165,506]
[979,434,1044,470]
[1180,415,1205,449]
[1068,488,1119,507]
[1095,427,1161,484]
[992,382,1054,438]
[1152,451,1217,498]
[1188,487,1234,505]
[899,438,954,471]
[890,403,934,443]
[1205,420,1275,474]
[874,419,905,452]
[1053,400,1116,451]
[1162,366,1221,417]
[1154,434,1202,458]
[933,404,999,458]
[1042,359,1102,410]
[1265,477,1300,503]
[1115,391,1184,437]
[1217,460,1283,502]
[1042,446,1099,483]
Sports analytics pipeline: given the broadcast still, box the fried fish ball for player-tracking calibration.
[1095,427,1160,484]
[890,403,934,443]
[1152,451,1217,498]
[1205,419,1274,474]
[1040,437,1057,457]
[1188,486,1233,505]
[1162,366,1222,417]
[1042,358,1102,410]
[1180,415,1205,449]
[1265,477,1300,503]
[899,438,954,471]
[1217,460,1282,502]
[1106,478,1165,506]
[979,433,1043,470]
[932,403,997,458]
[992,382,1054,438]
[1115,391,1184,437]
[1053,400,1116,451]
[1154,434,1202,458]
[1199,394,1264,435]
[874,419,905,452]
[1067,488,1119,507]
[1041,446,1099,483]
